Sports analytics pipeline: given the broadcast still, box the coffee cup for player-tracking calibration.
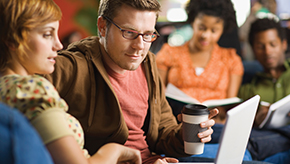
[182,104,209,154]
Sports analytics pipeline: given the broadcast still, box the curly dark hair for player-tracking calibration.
[248,18,285,47]
[185,0,237,33]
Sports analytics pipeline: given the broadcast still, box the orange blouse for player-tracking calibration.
[156,42,244,102]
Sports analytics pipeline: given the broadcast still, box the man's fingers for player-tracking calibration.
[209,108,219,119]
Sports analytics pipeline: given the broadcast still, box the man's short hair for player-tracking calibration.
[99,0,160,20]
[98,0,160,37]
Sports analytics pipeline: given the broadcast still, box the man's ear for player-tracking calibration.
[97,16,107,37]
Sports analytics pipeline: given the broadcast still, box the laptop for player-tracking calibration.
[170,95,260,164]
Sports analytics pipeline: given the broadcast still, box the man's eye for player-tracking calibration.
[270,42,278,47]
[125,30,135,35]
[144,34,153,38]
[123,30,138,39]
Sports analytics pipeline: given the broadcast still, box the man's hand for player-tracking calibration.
[177,108,219,143]
[254,105,270,127]
[198,108,218,142]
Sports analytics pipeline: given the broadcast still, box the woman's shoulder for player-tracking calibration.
[1,74,51,84]
[0,74,58,98]
[0,74,68,120]
[157,42,190,60]
[214,44,242,60]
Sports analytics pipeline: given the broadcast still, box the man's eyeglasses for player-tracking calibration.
[103,16,159,43]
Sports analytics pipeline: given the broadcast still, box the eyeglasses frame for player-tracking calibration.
[102,15,160,43]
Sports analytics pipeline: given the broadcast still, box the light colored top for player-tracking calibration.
[156,42,244,102]
[0,75,89,157]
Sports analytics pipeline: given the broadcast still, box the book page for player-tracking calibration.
[259,94,290,129]
[165,83,242,108]
[203,97,243,108]
[165,83,200,104]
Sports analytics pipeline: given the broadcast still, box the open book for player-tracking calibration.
[259,94,290,129]
[165,83,243,108]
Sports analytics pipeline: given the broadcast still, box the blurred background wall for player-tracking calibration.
[54,0,100,45]
[54,0,289,52]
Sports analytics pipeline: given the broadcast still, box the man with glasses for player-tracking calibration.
[45,0,217,163]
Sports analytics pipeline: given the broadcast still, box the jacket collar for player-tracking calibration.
[66,35,158,99]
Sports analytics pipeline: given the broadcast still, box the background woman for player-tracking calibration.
[156,0,244,123]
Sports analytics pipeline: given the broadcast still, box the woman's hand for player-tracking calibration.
[154,157,179,164]
[95,143,142,164]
